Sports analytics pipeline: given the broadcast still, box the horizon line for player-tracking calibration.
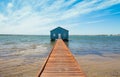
[0,34,120,36]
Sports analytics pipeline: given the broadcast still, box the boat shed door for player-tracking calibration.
[58,34,61,39]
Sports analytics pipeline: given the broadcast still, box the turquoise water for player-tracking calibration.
[0,35,51,60]
[69,35,120,56]
[0,35,120,60]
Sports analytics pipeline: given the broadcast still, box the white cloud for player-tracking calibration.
[0,0,120,34]
[7,3,13,8]
[60,0,120,20]
[0,14,7,21]
[86,20,104,24]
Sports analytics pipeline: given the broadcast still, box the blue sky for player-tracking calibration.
[0,0,120,35]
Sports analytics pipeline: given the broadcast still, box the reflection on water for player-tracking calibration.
[64,41,69,47]
[50,41,56,46]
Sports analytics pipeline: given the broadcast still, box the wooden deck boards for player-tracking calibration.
[38,39,86,77]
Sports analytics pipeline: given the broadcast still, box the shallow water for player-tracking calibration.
[0,35,51,62]
[0,35,120,59]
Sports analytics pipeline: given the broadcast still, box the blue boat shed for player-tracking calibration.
[50,27,69,41]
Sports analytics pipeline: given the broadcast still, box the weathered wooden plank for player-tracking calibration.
[37,39,86,77]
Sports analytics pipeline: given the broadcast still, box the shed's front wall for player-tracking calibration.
[50,28,68,40]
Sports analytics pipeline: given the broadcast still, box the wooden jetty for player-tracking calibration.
[37,39,86,77]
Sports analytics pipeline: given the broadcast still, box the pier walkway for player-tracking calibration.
[38,39,86,77]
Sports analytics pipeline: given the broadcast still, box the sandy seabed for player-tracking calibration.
[0,57,46,77]
[0,53,120,77]
[75,53,120,77]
